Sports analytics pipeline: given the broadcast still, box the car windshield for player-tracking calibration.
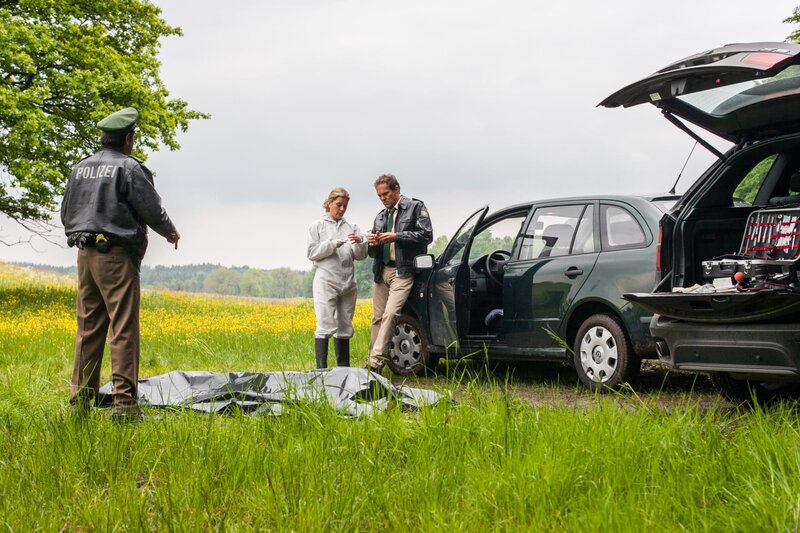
[678,65,800,116]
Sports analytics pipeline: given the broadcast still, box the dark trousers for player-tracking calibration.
[70,247,141,413]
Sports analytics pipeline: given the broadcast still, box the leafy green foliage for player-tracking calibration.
[786,6,800,43]
[354,257,374,297]
[201,266,308,298]
[732,154,777,205]
[428,235,449,258]
[203,267,243,296]
[468,230,514,262]
[0,0,206,222]
[139,263,217,292]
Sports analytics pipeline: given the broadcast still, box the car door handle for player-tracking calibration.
[564,267,583,278]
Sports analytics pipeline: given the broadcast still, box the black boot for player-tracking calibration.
[334,337,350,367]
[315,337,328,369]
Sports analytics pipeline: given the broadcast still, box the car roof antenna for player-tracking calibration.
[669,141,697,195]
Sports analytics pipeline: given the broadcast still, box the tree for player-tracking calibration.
[203,268,241,296]
[0,0,206,224]
[265,267,303,298]
[787,7,800,43]
[428,235,449,258]
[301,268,315,298]
[240,268,269,297]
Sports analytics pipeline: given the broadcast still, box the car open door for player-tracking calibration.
[600,42,800,143]
[428,206,489,350]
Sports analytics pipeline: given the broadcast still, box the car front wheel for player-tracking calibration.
[388,314,439,376]
[573,314,639,390]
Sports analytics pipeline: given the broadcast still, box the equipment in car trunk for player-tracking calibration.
[701,208,800,290]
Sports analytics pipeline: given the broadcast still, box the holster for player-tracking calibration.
[67,232,111,252]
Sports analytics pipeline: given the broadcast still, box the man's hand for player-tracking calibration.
[374,232,396,244]
[168,229,181,250]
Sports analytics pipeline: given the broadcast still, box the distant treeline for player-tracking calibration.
[17,233,516,300]
[20,261,377,299]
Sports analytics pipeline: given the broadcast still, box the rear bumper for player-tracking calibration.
[651,315,800,378]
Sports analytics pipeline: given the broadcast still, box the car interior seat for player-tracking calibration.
[540,223,574,257]
[768,171,800,207]
[607,219,645,248]
[484,308,503,335]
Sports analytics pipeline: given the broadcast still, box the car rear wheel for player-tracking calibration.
[388,314,439,376]
[573,314,639,390]
[709,373,800,406]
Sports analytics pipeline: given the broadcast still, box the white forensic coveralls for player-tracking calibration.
[307,215,368,339]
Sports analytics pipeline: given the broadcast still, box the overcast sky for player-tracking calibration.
[2,0,798,270]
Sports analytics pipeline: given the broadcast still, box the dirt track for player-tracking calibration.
[407,360,734,410]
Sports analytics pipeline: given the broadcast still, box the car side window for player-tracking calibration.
[600,204,646,251]
[518,205,584,260]
[732,154,777,206]
[440,207,486,265]
[468,214,527,263]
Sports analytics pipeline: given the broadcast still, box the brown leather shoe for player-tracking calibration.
[112,402,143,423]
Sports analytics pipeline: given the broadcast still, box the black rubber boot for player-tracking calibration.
[334,337,350,367]
[315,337,329,369]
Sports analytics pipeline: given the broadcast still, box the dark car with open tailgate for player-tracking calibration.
[601,41,800,402]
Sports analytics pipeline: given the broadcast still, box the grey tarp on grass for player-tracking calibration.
[98,367,443,416]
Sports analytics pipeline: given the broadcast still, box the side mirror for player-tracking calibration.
[413,254,435,271]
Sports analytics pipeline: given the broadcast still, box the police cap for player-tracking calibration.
[97,107,139,133]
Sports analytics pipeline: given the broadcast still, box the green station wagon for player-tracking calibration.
[387,194,678,389]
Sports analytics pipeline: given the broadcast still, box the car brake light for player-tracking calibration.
[740,52,790,68]
[656,225,663,273]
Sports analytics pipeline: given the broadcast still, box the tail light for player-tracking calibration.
[655,224,663,273]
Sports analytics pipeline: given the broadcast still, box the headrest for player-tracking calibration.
[790,171,800,193]
[543,224,573,239]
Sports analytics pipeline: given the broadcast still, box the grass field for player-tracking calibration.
[2,262,800,531]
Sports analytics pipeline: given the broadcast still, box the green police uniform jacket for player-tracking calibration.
[368,196,433,281]
[60,146,176,265]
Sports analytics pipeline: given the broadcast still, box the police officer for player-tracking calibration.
[366,174,433,372]
[61,107,180,419]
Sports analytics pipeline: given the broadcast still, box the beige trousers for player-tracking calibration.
[71,246,141,414]
[368,266,414,368]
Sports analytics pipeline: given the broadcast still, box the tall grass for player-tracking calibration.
[2,262,800,531]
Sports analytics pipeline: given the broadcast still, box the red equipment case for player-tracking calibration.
[701,208,800,280]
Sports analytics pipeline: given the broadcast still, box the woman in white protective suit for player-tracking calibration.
[307,187,368,368]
